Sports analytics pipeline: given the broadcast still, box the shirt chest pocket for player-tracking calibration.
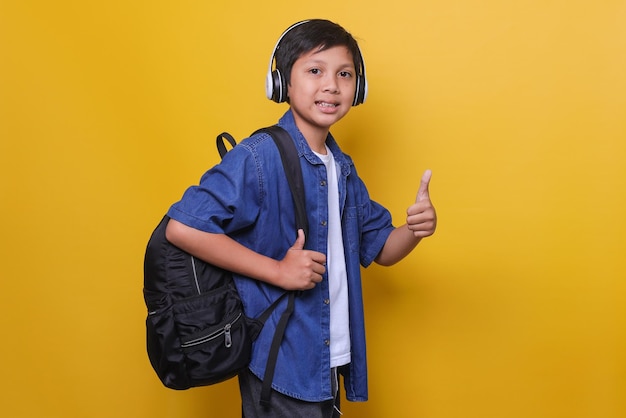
[343,205,365,254]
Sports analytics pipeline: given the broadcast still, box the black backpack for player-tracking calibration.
[143,126,307,406]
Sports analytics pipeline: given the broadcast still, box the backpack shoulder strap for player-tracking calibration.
[215,132,237,159]
[253,125,308,237]
[251,125,307,408]
[216,126,307,235]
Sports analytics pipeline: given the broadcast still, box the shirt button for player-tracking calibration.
[324,339,330,346]
[320,180,327,187]
[321,220,327,226]
[324,299,330,305]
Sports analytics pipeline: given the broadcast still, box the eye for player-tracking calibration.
[339,71,353,78]
[309,68,321,75]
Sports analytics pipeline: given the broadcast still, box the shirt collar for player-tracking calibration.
[277,109,353,176]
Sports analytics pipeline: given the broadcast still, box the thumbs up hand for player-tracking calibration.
[277,229,326,291]
[406,169,437,238]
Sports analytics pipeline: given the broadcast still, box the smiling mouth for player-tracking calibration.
[316,101,339,108]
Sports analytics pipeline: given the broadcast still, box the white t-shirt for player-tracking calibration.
[314,146,351,368]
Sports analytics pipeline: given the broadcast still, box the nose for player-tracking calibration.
[322,75,339,94]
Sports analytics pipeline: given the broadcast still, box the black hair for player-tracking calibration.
[275,19,363,89]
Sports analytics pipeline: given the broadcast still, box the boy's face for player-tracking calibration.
[287,45,357,142]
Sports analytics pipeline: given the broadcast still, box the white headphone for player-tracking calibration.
[265,20,368,106]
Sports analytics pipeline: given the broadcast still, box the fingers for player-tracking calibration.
[416,169,432,202]
[291,229,305,250]
[408,169,436,238]
[282,229,326,291]
[289,229,326,267]
[303,269,324,290]
[406,212,437,238]
[288,254,325,290]
[409,169,434,216]
[406,199,437,237]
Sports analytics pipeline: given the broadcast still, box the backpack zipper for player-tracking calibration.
[190,256,201,295]
[180,312,242,349]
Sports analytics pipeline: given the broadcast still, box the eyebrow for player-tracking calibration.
[302,57,355,70]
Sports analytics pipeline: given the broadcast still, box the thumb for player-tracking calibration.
[291,229,305,250]
[416,169,432,202]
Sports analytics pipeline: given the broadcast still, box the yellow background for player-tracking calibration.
[1,1,625,417]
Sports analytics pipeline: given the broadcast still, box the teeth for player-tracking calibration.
[317,102,337,107]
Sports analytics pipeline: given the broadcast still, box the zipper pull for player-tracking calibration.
[224,324,232,348]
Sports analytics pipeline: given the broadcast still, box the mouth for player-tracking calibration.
[315,101,339,108]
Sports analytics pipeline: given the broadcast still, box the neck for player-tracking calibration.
[299,126,329,155]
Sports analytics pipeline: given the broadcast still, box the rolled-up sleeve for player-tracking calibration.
[167,145,262,234]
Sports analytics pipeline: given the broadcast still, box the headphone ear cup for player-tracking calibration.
[270,69,287,103]
[265,70,275,101]
[353,74,368,106]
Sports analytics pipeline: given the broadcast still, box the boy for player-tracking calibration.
[165,19,436,417]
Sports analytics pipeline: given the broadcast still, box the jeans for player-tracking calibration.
[239,368,342,418]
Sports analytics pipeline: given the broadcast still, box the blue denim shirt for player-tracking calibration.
[167,110,394,402]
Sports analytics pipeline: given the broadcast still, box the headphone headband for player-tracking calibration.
[265,20,310,103]
[265,20,368,106]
